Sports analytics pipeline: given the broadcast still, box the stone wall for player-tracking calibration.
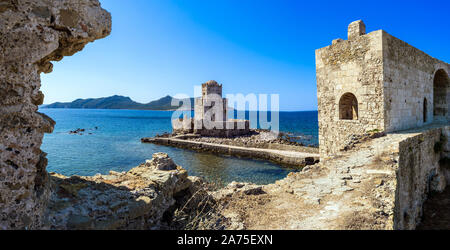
[173,118,250,137]
[316,23,385,159]
[194,120,250,137]
[317,20,450,160]
[394,126,449,229]
[0,0,111,229]
[383,32,450,132]
[195,80,227,122]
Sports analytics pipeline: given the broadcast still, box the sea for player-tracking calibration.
[40,109,318,186]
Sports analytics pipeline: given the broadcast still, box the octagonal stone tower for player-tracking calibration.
[194,80,228,123]
[316,20,450,160]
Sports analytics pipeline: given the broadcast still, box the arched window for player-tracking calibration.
[423,98,428,123]
[339,93,358,120]
[433,69,449,118]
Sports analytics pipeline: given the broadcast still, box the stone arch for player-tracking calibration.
[423,98,428,123]
[339,93,358,120]
[433,69,449,119]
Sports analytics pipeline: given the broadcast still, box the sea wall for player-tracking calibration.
[0,0,111,229]
[142,137,319,167]
[394,126,450,229]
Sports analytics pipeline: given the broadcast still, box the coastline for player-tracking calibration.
[40,107,194,112]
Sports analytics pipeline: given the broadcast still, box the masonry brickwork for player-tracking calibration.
[316,20,450,160]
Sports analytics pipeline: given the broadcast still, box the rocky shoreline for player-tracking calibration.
[13,125,450,230]
[41,152,274,230]
[43,153,214,229]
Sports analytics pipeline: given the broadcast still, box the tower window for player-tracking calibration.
[339,93,358,120]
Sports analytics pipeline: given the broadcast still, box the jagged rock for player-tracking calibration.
[0,0,111,230]
[44,153,204,230]
[145,153,178,171]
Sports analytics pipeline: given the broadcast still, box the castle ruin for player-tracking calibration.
[174,80,250,137]
[0,0,449,230]
[316,20,450,160]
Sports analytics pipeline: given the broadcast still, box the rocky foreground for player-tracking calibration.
[44,153,211,229]
[41,124,450,230]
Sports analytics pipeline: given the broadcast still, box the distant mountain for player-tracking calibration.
[43,95,195,111]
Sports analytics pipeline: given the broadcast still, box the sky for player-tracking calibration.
[41,0,450,111]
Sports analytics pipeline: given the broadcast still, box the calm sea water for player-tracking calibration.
[40,109,318,185]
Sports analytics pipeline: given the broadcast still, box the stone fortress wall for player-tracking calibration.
[317,20,450,160]
[316,21,385,159]
[383,34,450,131]
[0,0,111,229]
[395,126,450,229]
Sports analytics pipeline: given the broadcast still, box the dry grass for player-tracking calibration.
[171,181,229,230]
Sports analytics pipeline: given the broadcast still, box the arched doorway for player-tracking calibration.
[423,98,428,123]
[433,69,449,119]
[339,93,358,120]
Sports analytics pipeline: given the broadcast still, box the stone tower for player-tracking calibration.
[316,20,450,160]
[194,80,228,123]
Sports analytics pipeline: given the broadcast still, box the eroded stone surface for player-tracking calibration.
[44,153,204,230]
[0,0,111,229]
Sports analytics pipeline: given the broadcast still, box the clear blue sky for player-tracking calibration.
[41,0,450,111]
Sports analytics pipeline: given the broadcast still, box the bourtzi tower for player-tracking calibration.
[194,80,228,124]
[173,80,250,137]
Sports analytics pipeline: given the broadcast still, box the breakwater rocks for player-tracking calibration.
[43,153,210,230]
[142,131,320,167]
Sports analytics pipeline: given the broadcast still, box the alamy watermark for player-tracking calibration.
[171,87,280,136]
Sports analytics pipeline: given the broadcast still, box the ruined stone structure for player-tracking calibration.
[174,80,250,137]
[1,0,449,230]
[194,80,228,126]
[316,20,450,159]
[0,0,111,229]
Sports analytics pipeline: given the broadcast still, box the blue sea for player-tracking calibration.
[40,109,318,185]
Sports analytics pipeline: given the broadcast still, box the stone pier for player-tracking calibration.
[142,137,320,167]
